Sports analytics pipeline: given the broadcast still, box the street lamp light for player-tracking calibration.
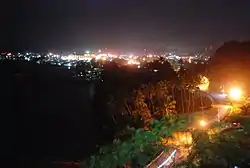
[199,120,207,127]
[229,87,242,101]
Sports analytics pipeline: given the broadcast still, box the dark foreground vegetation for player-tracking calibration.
[1,60,95,167]
[208,41,250,91]
[84,41,250,167]
[180,115,250,168]
[0,57,208,168]
[2,40,250,168]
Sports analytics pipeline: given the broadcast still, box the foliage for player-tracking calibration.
[96,59,212,132]
[125,80,178,125]
[181,117,250,168]
[240,98,250,115]
[90,59,213,167]
[208,41,250,89]
[84,117,190,168]
[178,65,205,87]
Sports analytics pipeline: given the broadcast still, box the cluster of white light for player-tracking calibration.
[61,54,92,62]
[95,53,117,60]
[167,55,181,60]
[127,59,140,65]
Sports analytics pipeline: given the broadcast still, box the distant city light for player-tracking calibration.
[188,57,192,63]
[153,69,159,72]
[127,59,140,65]
[1,48,211,83]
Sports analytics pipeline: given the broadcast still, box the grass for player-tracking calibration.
[179,108,218,129]
[225,115,250,132]
[189,108,218,120]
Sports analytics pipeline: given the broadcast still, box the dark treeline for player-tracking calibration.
[85,40,250,168]
[92,59,211,144]
[2,40,250,167]
[1,57,209,167]
[1,60,95,167]
[208,41,250,91]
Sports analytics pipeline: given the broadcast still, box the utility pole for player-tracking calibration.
[217,107,221,122]
[200,91,204,115]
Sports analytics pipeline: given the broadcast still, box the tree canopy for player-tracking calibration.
[86,58,213,167]
[84,116,190,168]
[181,116,250,168]
[208,41,250,90]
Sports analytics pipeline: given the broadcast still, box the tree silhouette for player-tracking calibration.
[208,41,250,90]
[182,126,250,168]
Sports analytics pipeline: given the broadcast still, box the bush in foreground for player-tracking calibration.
[84,116,189,168]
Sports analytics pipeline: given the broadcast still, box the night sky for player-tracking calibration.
[7,0,250,51]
